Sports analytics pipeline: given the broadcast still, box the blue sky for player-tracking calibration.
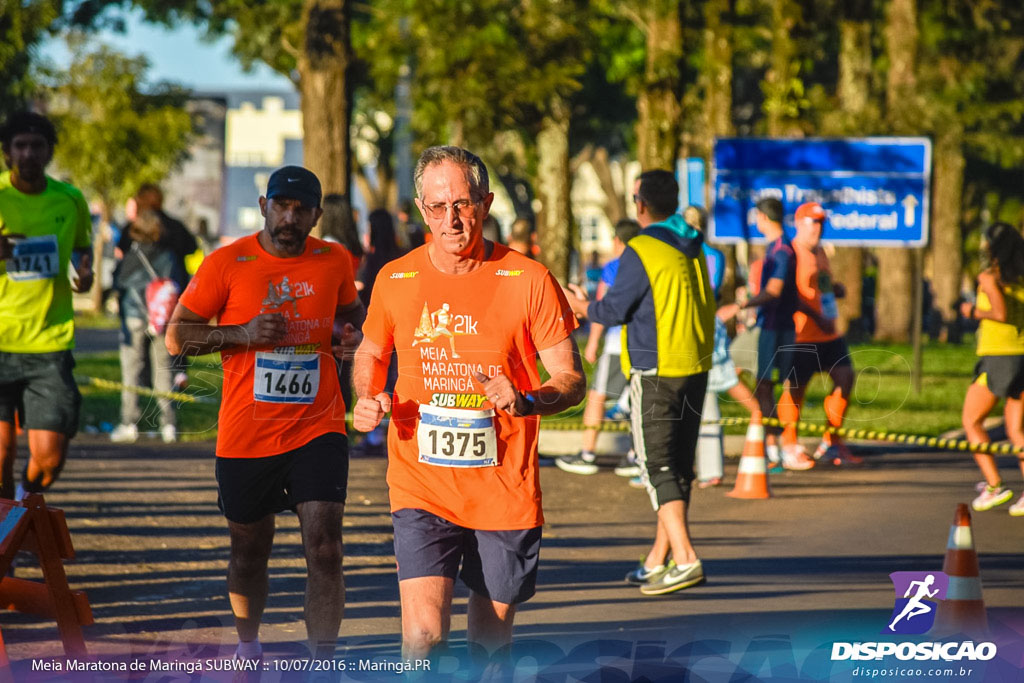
[43,10,294,92]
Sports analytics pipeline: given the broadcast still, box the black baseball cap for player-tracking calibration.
[266,165,322,208]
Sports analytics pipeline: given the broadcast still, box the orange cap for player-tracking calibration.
[795,201,826,222]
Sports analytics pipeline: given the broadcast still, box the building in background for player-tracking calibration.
[162,96,227,237]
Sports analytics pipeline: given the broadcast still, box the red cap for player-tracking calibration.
[795,202,826,222]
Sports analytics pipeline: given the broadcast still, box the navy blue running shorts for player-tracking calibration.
[756,327,797,383]
[391,507,542,605]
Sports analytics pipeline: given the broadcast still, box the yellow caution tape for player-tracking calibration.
[76,375,217,405]
[76,375,1022,456]
[539,415,1024,456]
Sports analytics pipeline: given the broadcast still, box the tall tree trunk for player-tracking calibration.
[704,0,734,149]
[590,146,627,227]
[91,199,110,314]
[829,3,874,335]
[636,1,683,170]
[875,0,919,342]
[763,0,802,137]
[535,99,572,283]
[703,0,736,299]
[930,122,964,340]
[298,0,351,237]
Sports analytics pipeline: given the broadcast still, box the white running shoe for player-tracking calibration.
[160,424,177,444]
[110,423,139,443]
[1007,493,1024,517]
[782,444,815,471]
[972,485,1013,511]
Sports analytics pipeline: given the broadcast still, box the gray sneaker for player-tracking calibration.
[624,558,665,585]
[639,559,705,595]
[555,452,598,475]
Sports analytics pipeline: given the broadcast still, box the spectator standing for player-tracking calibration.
[110,210,188,444]
[556,218,640,476]
[565,170,716,596]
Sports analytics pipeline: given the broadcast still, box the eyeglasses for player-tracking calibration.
[420,199,479,221]
[632,193,641,204]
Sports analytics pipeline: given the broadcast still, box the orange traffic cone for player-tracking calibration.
[932,504,987,635]
[727,413,772,499]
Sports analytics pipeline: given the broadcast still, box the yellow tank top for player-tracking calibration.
[976,281,1024,356]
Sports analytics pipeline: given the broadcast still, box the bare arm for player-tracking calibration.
[165,303,286,356]
[476,335,586,417]
[962,271,1007,323]
[331,299,366,360]
[352,334,394,432]
[531,334,587,415]
[742,277,784,309]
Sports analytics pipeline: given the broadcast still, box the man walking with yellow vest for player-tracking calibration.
[566,169,716,595]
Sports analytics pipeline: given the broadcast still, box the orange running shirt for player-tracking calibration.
[179,234,358,458]
[793,242,840,343]
[362,243,578,530]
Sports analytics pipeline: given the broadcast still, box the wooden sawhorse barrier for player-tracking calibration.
[0,494,92,679]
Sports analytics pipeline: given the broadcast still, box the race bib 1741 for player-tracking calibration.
[253,352,320,404]
[417,405,498,468]
[6,235,59,281]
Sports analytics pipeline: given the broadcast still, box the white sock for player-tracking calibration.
[766,444,781,464]
[235,639,262,659]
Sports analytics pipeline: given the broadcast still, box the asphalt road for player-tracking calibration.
[3,436,1022,681]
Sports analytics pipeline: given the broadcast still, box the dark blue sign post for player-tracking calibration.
[711,137,933,392]
[710,137,931,246]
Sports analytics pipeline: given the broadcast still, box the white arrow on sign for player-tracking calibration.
[902,195,919,227]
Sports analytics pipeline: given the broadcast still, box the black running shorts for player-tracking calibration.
[629,371,708,509]
[0,350,81,436]
[215,432,349,523]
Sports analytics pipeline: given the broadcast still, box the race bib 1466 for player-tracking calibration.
[254,352,320,404]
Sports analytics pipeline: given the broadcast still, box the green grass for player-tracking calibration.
[546,336,979,438]
[74,338,980,442]
[717,340,976,437]
[73,310,121,330]
[76,352,223,441]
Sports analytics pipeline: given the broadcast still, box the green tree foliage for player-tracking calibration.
[360,0,594,280]
[0,0,63,118]
[72,0,353,201]
[48,37,192,309]
[48,37,192,212]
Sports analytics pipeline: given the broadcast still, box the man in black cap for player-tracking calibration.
[166,165,365,662]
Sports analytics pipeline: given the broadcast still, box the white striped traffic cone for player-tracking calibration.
[726,413,772,499]
[932,504,987,635]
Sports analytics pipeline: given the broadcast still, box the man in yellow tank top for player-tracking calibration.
[959,222,1024,516]
[0,111,94,501]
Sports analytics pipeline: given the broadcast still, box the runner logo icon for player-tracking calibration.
[883,571,949,635]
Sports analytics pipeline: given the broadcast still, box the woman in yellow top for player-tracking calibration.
[960,222,1024,516]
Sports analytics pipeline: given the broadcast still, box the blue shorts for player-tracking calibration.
[756,328,797,383]
[391,508,541,605]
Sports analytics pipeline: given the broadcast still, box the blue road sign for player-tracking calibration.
[710,137,931,247]
[676,158,706,209]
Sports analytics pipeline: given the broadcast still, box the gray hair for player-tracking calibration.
[413,146,489,199]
